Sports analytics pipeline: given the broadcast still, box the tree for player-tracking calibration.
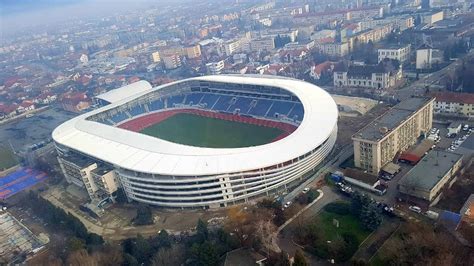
[196,219,209,244]
[266,251,291,266]
[151,245,185,266]
[114,187,128,204]
[293,249,308,266]
[67,237,85,253]
[66,249,97,266]
[191,241,219,266]
[360,204,382,231]
[133,204,153,225]
[151,230,171,249]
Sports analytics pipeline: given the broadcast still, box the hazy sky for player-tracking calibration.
[1,0,179,36]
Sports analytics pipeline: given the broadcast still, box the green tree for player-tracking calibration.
[191,241,219,266]
[67,237,85,252]
[152,230,171,249]
[293,249,308,266]
[133,204,153,225]
[360,204,382,231]
[196,219,209,243]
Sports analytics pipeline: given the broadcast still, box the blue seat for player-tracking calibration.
[288,103,304,121]
[167,95,185,107]
[110,112,128,123]
[200,94,220,108]
[129,105,145,117]
[212,96,232,111]
[185,93,204,105]
[232,97,253,113]
[149,100,164,111]
[266,101,293,118]
[250,99,273,117]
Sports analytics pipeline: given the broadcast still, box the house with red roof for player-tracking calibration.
[310,61,337,80]
[60,92,91,113]
[432,92,474,118]
[17,100,35,113]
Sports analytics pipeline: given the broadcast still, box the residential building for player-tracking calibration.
[162,54,181,69]
[58,154,118,201]
[206,60,225,75]
[184,45,202,59]
[399,150,462,204]
[378,44,411,63]
[432,92,474,118]
[333,59,403,90]
[318,42,349,57]
[416,44,443,69]
[151,51,161,63]
[310,61,336,80]
[352,97,434,174]
[250,38,275,52]
[224,35,250,56]
[60,92,90,113]
[422,11,444,25]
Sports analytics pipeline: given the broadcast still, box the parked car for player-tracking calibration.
[302,187,310,193]
[463,125,470,131]
[284,201,292,208]
[409,205,422,213]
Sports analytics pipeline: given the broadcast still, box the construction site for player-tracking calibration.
[0,211,47,264]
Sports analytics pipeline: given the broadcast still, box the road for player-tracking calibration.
[283,144,353,203]
[277,186,340,265]
[391,50,474,101]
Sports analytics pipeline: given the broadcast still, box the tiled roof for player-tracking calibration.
[432,92,474,105]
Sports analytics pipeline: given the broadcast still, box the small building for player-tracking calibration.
[455,134,474,165]
[343,168,384,195]
[398,150,463,204]
[448,121,462,135]
[398,139,436,165]
[378,44,411,63]
[333,58,402,90]
[416,43,443,70]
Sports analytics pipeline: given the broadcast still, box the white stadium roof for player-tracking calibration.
[52,75,338,176]
[94,80,152,104]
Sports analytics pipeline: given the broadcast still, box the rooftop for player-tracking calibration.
[399,150,463,192]
[353,97,434,142]
[432,91,474,105]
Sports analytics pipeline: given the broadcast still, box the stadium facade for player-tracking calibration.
[53,75,338,209]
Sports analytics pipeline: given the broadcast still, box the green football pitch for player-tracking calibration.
[140,113,284,148]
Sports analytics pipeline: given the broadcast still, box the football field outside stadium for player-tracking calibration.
[140,113,285,148]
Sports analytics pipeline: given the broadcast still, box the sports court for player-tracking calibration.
[0,168,48,200]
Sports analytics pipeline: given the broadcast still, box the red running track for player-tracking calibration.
[117,109,298,142]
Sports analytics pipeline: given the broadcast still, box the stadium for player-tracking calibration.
[52,75,338,209]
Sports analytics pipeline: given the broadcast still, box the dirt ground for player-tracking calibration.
[40,184,231,241]
[336,103,390,146]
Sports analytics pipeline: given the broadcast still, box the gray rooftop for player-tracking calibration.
[399,150,462,191]
[353,97,433,142]
[459,134,474,151]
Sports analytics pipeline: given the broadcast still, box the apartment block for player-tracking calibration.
[58,154,118,200]
[432,92,474,118]
[378,44,411,63]
[352,97,434,174]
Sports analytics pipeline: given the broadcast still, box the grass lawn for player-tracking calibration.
[317,209,372,243]
[140,113,284,148]
[0,146,18,170]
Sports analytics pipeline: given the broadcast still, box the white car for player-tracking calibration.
[302,187,310,193]
[284,201,292,208]
[409,205,422,213]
